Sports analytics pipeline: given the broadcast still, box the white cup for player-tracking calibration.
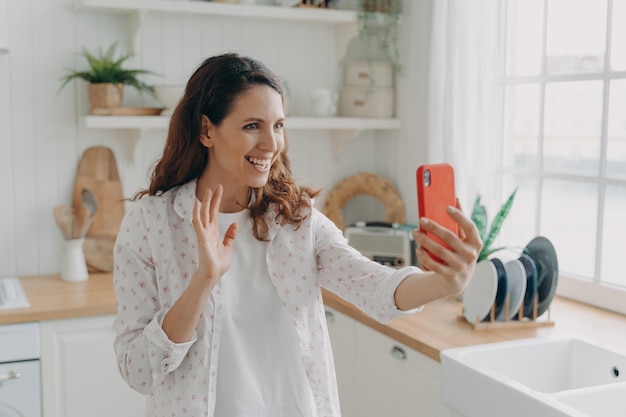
[61,238,88,282]
[309,88,338,117]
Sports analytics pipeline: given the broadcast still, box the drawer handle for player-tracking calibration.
[0,369,21,382]
[390,345,407,360]
[325,310,335,323]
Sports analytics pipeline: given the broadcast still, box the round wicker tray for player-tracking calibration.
[323,172,406,230]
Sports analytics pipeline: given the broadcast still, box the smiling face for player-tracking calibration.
[198,84,285,211]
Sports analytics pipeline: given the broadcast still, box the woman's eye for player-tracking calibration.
[274,122,284,130]
[244,123,259,130]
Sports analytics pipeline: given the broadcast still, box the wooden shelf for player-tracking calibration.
[80,115,402,163]
[81,115,401,130]
[73,0,359,69]
[74,0,358,25]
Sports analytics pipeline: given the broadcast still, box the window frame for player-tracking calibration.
[497,0,626,315]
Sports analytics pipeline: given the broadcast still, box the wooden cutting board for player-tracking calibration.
[72,146,125,272]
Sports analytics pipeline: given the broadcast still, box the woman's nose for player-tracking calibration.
[259,128,279,151]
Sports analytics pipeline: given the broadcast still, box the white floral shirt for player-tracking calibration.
[113,179,422,417]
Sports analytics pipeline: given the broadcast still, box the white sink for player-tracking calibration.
[555,382,626,417]
[441,336,626,417]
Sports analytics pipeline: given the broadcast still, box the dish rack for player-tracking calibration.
[458,292,555,331]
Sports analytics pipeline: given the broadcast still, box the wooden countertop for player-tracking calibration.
[322,290,626,362]
[0,274,116,324]
[3,274,626,363]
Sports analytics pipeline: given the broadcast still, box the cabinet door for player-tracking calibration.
[325,307,357,417]
[40,315,145,417]
[353,322,453,417]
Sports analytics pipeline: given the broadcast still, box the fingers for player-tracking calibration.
[413,206,481,266]
[197,185,225,228]
[192,200,203,237]
[223,223,238,248]
[447,205,482,250]
[209,184,223,221]
[200,188,212,227]
[415,245,448,274]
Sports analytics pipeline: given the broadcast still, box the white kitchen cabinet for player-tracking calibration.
[352,322,454,417]
[40,315,145,417]
[325,307,454,417]
[325,307,357,417]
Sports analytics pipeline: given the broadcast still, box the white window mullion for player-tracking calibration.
[535,0,549,237]
[594,0,614,285]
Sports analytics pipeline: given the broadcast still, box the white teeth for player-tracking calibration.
[247,156,271,168]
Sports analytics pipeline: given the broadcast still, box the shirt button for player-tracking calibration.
[161,359,170,373]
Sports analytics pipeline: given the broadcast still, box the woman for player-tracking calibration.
[113,53,481,417]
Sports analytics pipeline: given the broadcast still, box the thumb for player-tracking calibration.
[223,223,238,248]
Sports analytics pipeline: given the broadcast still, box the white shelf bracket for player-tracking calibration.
[331,129,361,160]
[0,0,8,54]
[127,128,145,165]
[128,10,145,56]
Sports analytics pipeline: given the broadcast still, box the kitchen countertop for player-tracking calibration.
[3,274,626,362]
[0,274,117,324]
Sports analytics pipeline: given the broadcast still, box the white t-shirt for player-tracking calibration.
[214,209,315,417]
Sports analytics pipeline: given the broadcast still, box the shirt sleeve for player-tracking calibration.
[312,209,423,323]
[112,201,197,395]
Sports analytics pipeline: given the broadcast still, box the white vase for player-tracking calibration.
[61,238,88,282]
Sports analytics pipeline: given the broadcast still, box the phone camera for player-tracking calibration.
[423,169,431,186]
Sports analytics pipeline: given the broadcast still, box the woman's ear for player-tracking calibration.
[200,115,213,148]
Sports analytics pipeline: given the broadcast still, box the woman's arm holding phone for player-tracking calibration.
[394,201,482,311]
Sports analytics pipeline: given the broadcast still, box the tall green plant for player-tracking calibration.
[471,188,518,261]
[357,0,402,73]
[59,42,154,95]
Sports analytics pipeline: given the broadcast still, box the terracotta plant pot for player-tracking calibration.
[362,0,398,13]
[87,83,124,112]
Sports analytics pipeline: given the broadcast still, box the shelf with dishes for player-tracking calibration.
[74,0,360,56]
[80,114,402,163]
[74,0,358,25]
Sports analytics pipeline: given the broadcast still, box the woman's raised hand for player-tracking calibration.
[192,185,238,286]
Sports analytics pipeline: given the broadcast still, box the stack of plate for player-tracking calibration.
[463,236,559,324]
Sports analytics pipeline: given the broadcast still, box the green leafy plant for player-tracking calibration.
[471,188,518,262]
[357,0,402,73]
[59,42,154,95]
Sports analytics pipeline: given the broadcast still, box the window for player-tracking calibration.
[498,0,626,314]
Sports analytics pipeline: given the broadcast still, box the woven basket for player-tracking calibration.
[87,83,124,112]
[323,172,406,231]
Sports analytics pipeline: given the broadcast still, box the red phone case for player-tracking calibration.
[416,163,458,264]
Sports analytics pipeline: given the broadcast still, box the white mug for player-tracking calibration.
[309,88,338,117]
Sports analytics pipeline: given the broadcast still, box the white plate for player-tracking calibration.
[463,260,498,324]
[500,259,527,320]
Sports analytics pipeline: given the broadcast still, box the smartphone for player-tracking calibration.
[416,163,458,264]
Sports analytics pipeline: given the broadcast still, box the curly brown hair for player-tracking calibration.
[135,53,319,240]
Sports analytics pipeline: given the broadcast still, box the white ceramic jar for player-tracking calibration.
[344,61,394,88]
[339,86,394,118]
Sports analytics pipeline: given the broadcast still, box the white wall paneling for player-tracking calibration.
[1,0,432,277]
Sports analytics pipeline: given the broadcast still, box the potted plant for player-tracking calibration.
[59,42,154,112]
[471,188,518,262]
[356,0,402,73]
